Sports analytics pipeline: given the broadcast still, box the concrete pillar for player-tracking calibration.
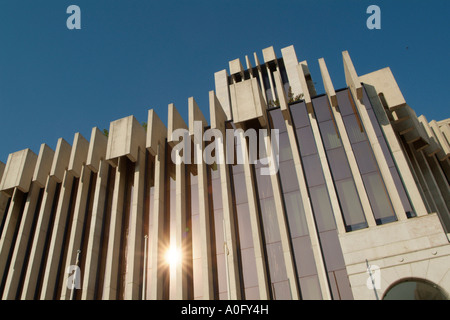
[414,147,449,217]
[426,155,450,211]
[214,69,232,120]
[0,189,26,288]
[81,160,110,300]
[0,148,38,295]
[124,147,146,299]
[189,98,214,299]
[296,62,347,234]
[403,141,439,214]
[39,170,75,299]
[397,136,433,214]
[80,128,109,300]
[281,45,304,98]
[253,52,267,104]
[59,164,92,299]
[280,105,332,300]
[149,142,166,300]
[359,75,429,216]
[264,133,301,300]
[20,138,71,300]
[167,103,190,300]
[236,127,270,300]
[147,109,168,300]
[40,133,89,299]
[102,157,127,300]
[2,143,54,300]
[343,51,407,221]
[276,63,334,298]
[210,91,242,300]
[175,151,188,299]
[317,59,377,227]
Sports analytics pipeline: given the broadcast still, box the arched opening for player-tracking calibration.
[383,278,448,300]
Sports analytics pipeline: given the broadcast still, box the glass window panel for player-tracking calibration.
[299,275,323,300]
[335,179,367,230]
[328,271,340,300]
[390,166,414,214]
[284,191,308,238]
[302,154,326,187]
[214,209,224,255]
[292,236,318,278]
[279,159,300,194]
[367,107,384,137]
[190,182,199,216]
[255,169,273,199]
[211,176,223,210]
[312,95,332,122]
[279,131,292,163]
[362,172,396,224]
[233,172,247,205]
[244,286,260,300]
[336,89,356,117]
[260,197,280,244]
[309,185,336,232]
[320,230,346,271]
[334,269,354,300]
[241,247,259,289]
[219,292,228,300]
[290,102,309,129]
[232,163,244,174]
[319,120,342,149]
[236,203,253,249]
[352,141,378,175]
[273,280,291,300]
[296,126,318,156]
[342,114,366,143]
[269,109,287,133]
[326,148,353,181]
[378,138,395,168]
[266,242,288,283]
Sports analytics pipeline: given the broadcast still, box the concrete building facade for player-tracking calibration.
[0,45,449,300]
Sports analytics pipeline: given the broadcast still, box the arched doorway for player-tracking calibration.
[383,278,448,300]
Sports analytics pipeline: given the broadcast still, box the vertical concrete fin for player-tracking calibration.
[0,148,38,195]
[50,138,72,183]
[147,109,167,157]
[214,69,232,121]
[33,144,55,188]
[167,103,188,148]
[87,127,108,173]
[68,133,89,178]
[281,45,304,98]
[318,58,338,107]
[343,50,363,101]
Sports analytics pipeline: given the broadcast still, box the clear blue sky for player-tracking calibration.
[0,0,449,163]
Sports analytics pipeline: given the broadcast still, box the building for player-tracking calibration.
[0,45,449,300]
